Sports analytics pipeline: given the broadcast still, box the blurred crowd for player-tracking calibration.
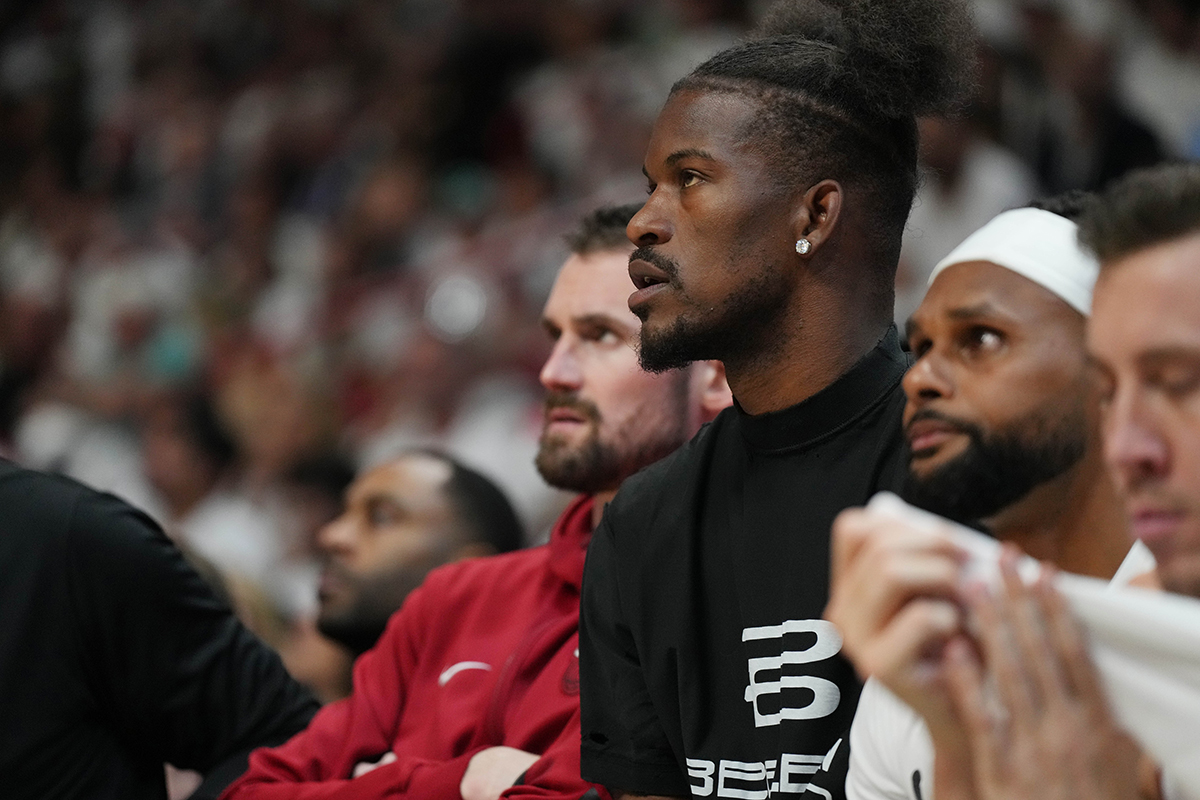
[1,0,1198,687]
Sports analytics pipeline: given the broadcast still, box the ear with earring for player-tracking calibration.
[795,238,812,255]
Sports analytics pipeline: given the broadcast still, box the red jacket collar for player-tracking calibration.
[548,494,594,591]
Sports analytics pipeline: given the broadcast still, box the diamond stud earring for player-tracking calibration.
[795,238,812,255]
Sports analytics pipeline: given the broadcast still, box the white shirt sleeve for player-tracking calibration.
[846,678,933,800]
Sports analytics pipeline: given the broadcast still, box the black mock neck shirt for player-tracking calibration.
[580,327,910,799]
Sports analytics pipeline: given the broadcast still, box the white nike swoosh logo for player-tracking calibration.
[438,661,492,686]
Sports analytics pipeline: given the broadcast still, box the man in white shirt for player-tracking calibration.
[940,159,1200,800]
[823,195,1142,800]
[829,163,1200,800]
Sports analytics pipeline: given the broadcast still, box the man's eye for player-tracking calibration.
[369,506,401,527]
[590,329,620,345]
[1155,366,1200,397]
[680,171,701,188]
[964,327,1003,354]
[909,337,931,359]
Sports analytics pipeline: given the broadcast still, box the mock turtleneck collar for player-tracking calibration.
[735,326,908,454]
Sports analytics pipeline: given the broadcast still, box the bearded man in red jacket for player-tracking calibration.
[220,203,731,800]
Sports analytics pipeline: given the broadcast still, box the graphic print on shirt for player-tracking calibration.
[682,622,847,799]
[743,620,843,727]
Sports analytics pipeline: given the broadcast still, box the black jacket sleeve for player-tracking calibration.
[65,490,319,796]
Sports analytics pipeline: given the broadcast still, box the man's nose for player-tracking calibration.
[902,350,954,405]
[539,338,583,393]
[1103,389,1170,489]
[316,514,357,555]
[627,198,671,247]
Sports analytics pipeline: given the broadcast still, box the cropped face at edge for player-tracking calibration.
[626,88,800,371]
[537,248,692,494]
[902,261,1091,520]
[1089,233,1200,597]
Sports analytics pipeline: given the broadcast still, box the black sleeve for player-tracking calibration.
[65,490,319,795]
[578,512,690,797]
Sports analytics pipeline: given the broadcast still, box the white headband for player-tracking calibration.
[928,207,1099,316]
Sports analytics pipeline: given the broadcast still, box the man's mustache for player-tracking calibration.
[542,392,600,424]
[904,408,981,439]
[630,246,681,282]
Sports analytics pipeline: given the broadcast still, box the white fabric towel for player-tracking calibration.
[866,492,1200,797]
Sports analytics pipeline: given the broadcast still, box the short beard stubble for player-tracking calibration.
[535,383,691,493]
[631,246,791,374]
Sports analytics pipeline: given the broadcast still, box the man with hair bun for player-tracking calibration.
[577,1,976,798]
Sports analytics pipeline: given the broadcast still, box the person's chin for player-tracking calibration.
[639,323,706,374]
[541,421,590,444]
[907,451,956,481]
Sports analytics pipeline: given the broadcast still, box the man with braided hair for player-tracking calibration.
[577,2,976,798]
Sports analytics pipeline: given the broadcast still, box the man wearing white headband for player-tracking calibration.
[896,200,1130,571]
[817,196,1145,800]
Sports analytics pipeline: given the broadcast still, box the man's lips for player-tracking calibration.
[1128,505,1188,545]
[906,418,966,456]
[546,407,587,425]
[543,405,595,436]
[628,258,671,310]
[628,258,670,291]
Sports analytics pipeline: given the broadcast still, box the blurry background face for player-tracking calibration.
[536,248,693,494]
[1090,234,1200,597]
[901,262,1091,522]
[141,393,236,519]
[142,402,218,513]
[316,454,460,653]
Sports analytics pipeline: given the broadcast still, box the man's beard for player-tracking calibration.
[902,408,1088,525]
[536,388,689,493]
[317,564,428,654]
[632,246,789,373]
[317,609,389,656]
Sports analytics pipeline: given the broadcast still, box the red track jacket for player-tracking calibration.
[221,495,605,800]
